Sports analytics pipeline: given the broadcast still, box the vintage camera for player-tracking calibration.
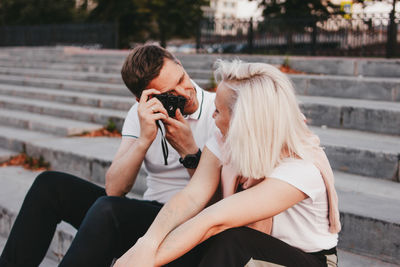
[154,93,187,118]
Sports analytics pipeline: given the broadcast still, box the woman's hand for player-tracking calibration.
[114,237,157,267]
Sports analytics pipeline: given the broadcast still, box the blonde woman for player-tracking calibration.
[115,60,341,267]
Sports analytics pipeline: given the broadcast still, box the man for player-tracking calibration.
[0,44,216,267]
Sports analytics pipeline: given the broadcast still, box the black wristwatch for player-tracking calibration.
[179,149,202,169]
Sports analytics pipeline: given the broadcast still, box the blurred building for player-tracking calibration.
[202,0,262,35]
[75,0,97,11]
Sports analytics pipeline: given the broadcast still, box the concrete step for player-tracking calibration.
[337,249,399,267]
[0,59,121,74]
[335,171,400,264]
[299,96,400,136]
[2,63,399,103]
[1,53,124,66]
[0,73,130,96]
[0,83,135,110]
[292,74,400,102]
[0,165,399,266]
[0,109,104,136]
[0,66,123,84]
[0,61,213,81]
[5,55,399,102]
[0,125,147,195]
[0,73,210,96]
[0,148,18,163]
[187,67,400,102]
[178,53,400,78]
[312,126,400,180]
[0,117,398,183]
[0,235,59,267]
[0,95,128,131]
[1,82,398,136]
[0,166,76,264]
[3,48,400,78]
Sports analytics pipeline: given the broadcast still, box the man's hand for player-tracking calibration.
[163,109,198,158]
[137,89,168,147]
[114,238,157,267]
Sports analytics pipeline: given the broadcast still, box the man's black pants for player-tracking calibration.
[0,171,170,267]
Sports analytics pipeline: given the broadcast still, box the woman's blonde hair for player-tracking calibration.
[214,59,319,179]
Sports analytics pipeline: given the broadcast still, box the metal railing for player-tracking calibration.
[0,23,118,48]
[198,12,400,58]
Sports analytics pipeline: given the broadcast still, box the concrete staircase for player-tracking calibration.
[0,47,399,266]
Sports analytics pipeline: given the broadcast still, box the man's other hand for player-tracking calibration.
[137,89,168,147]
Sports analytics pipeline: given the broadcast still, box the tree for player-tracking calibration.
[258,0,341,33]
[88,0,151,48]
[0,0,77,26]
[145,0,208,48]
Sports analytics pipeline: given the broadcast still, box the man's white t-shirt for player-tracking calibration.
[206,136,338,252]
[122,82,216,203]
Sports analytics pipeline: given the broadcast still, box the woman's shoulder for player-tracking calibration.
[273,158,320,178]
[269,158,325,200]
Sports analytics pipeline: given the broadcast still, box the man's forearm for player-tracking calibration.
[106,139,149,196]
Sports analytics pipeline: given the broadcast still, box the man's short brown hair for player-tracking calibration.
[121,44,179,97]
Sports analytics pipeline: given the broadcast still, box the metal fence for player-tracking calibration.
[0,23,118,48]
[198,12,400,58]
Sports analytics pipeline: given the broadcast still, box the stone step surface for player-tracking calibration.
[299,95,400,135]
[0,125,147,195]
[0,95,128,131]
[0,148,17,163]
[0,236,59,267]
[1,82,399,136]
[0,73,210,96]
[5,50,400,78]
[2,63,400,102]
[0,166,398,266]
[0,122,398,182]
[335,171,400,263]
[0,59,122,74]
[0,109,104,136]
[1,81,399,140]
[0,73,130,96]
[0,83,135,111]
[0,66,123,84]
[312,126,400,180]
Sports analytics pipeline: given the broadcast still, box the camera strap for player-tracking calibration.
[156,120,169,165]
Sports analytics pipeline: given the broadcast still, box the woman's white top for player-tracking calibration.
[206,137,338,252]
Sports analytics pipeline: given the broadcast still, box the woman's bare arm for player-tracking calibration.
[154,177,307,266]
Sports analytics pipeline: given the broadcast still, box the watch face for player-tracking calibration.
[185,155,197,168]
[181,149,201,169]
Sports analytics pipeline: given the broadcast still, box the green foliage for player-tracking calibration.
[24,154,50,169]
[258,0,341,33]
[0,0,77,26]
[105,118,117,132]
[0,0,209,47]
[283,56,290,68]
[88,0,151,47]
[145,0,208,47]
